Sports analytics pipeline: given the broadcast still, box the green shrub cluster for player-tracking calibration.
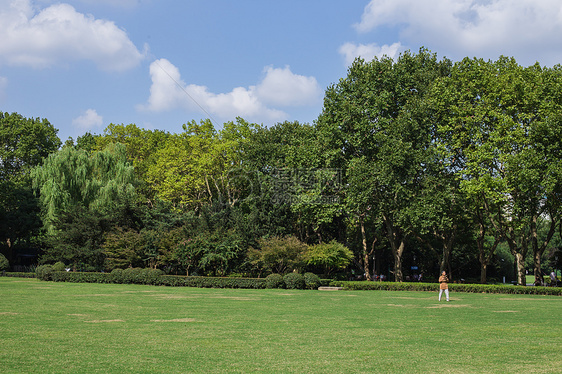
[283,273,305,289]
[330,281,562,296]
[265,273,284,289]
[304,272,321,289]
[52,262,66,272]
[36,264,54,281]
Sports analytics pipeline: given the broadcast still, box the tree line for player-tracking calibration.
[2,49,562,285]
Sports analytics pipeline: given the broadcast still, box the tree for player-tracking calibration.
[316,48,451,281]
[0,112,61,182]
[32,143,137,234]
[42,204,108,270]
[94,123,170,202]
[304,240,353,276]
[0,112,61,264]
[32,143,138,267]
[102,227,144,270]
[145,119,255,209]
[432,57,562,285]
[247,236,308,275]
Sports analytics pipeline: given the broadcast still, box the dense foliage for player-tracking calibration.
[2,49,562,287]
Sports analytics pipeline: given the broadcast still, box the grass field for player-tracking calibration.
[1,278,561,373]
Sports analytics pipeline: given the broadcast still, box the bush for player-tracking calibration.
[36,264,54,281]
[52,261,66,272]
[304,272,321,290]
[0,253,9,271]
[139,268,164,285]
[122,267,142,284]
[110,268,124,284]
[283,272,305,289]
[265,273,284,289]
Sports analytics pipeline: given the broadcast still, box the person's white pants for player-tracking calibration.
[439,289,449,301]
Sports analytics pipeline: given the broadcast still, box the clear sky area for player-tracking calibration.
[1,0,561,141]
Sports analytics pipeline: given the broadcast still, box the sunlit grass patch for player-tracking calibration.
[1,277,561,373]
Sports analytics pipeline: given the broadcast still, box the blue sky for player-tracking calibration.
[2,0,562,142]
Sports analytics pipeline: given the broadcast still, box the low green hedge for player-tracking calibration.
[1,272,37,278]
[329,281,562,296]
[159,275,266,289]
[50,271,112,283]
[41,270,267,289]
[265,274,284,289]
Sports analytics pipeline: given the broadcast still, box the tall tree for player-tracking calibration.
[0,112,61,264]
[32,143,137,234]
[316,49,451,281]
[432,57,562,285]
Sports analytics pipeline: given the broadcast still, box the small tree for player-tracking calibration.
[247,236,307,275]
[304,240,353,276]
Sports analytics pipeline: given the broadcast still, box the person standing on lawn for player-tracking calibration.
[438,271,449,301]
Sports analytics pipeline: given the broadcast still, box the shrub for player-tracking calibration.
[122,267,142,284]
[52,261,66,272]
[110,268,124,284]
[36,264,54,281]
[283,272,305,289]
[304,272,321,290]
[0,253,9,271]
[265,273,284,289]
[139,268,164,285]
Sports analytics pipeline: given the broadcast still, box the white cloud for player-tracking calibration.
[0,0,146,71]
[72,109,103,130]
[354,0,562,66]
[140,59,321,123]
[339,42,402,66]
[256,66,321,106]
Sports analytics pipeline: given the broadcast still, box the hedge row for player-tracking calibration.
[329,281,562,296]
[264,273,323,289]
[1,272,37,278]
[36,266,268,289]
[159,275,266,289]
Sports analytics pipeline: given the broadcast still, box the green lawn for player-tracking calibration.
[1,278,561,373]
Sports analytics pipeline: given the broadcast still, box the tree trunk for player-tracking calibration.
[533,250,543,286]
[383,216,406,282]
[392,240,405,282]
[359,216,371,280]
[480,263,487,284]
[531,214,556,287]
[514,252,526,286]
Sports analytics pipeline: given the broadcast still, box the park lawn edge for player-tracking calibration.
[3,271,562,295]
